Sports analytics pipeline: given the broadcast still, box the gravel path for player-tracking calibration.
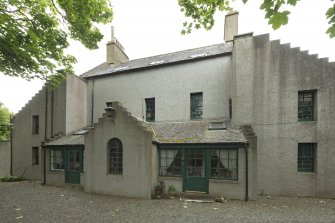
[1,181,335,223]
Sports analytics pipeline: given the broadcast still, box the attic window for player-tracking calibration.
[190,53,207,58]
[208,122,226,130]
[114,66,129,71]
[149,60,165,65]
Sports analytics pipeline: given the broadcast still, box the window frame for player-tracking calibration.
[108,138,123,174]
[159,148,182,177]
[190,92,203,120]
[32,115,39,134]
[210,148,238,180]
[32,147,39,165]
[50,149,64,171]
[145,97,155,122]
[298,143,316,173]
[298,90,316,121]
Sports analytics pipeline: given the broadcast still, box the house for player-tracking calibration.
[11,12,335,200]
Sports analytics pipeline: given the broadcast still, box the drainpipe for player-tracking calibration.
[91,79,95,126]
[244,144,249,202]
[42,85,48,185]
[51,89,54,136]
[10,115,13,176]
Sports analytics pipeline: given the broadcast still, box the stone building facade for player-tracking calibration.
[10,12,335,199]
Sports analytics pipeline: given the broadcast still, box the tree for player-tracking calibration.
[0,0,113,82]
[178,0,335,38]
[0,102,11,141]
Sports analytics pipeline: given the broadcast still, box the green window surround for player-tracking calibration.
[158,147,239,181]
[298,143,316,172]
[298,90,316,121]
[50,149,64,171]
[145,98,155,122]
[159,149,182,176]
[190,92,203,120]
[32,115,39,134]
[32,147,39,165]
[210,148,238,180]
[108,138,123,174]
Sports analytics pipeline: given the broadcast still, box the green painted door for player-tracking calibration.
[183,149,208,193]
[65,148,83,184]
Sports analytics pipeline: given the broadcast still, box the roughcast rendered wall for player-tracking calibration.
[84,102,154,198]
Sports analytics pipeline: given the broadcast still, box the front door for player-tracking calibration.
[183,149,208,193]
[65,148,83,184]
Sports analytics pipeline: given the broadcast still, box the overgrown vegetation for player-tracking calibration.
[0,176,24,182]
[179,0,335,38]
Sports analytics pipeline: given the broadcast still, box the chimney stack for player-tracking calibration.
[106,27,129,64]
[224,11,239,42]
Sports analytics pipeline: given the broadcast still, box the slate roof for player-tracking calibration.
[150,121,247,144]
[81,42,233,78]
[44,135,84,147]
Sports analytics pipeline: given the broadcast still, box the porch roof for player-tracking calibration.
[149,121,248,144]
[44,134,84,147]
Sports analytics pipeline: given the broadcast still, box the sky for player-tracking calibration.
[1,0,334,113]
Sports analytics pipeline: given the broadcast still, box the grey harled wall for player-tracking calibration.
[65,75,87,134]
[12,74,87,181]
[12,87,47,180]
[233,33,335,198]
[84,102,154,198]
[0,141,10,177]
[87,57,231,124]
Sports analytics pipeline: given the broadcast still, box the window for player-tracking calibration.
[159,149,182,176]
[210,149,238,180]
[190,92,203,119]
[32,115,39,134]
[145,98,155,122]
[298,91,316,121]
[108,138,123,174]
[298,143,316,172]
[32,147,39,165]
[50,149,64,171]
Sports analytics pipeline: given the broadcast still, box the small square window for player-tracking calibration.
[298,143,316,172]
[32,115,39,134]
[145,98,155,122]
[32,147,39,165]
[298,91,316,121]
[190,92,203,120]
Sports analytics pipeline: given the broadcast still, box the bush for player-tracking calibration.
[0,176,23,182]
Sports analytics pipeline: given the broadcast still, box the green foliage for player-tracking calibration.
[0,176,24,182]
[0,0,113,81]
[179,0,231,35]
[179,0,335,38]
[0,102,12,141]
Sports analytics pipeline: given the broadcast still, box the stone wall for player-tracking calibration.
[84,102,155,198]
[233,33,335,197]
[0,141,10,177]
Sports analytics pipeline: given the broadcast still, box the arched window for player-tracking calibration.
[108,138,123,174]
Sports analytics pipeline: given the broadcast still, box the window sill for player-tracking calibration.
[297,171,316,175]
[297,120,317,124]
[209,179,239,184]
[107,173,123,176]
[50,170,64,173]
[158,176,182,181]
